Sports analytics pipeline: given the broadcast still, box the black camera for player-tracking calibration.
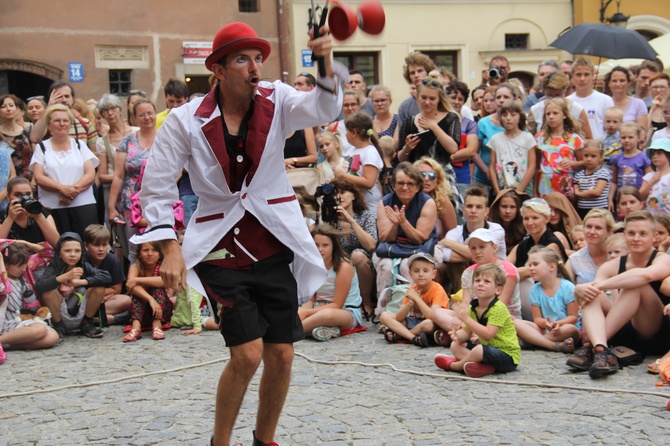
[488,66,504,80]
[19,195,43,214]
[314,183,339,226]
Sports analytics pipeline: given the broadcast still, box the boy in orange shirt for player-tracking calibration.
[380,253,452,347]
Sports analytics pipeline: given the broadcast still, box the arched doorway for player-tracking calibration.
[0,60,62,101]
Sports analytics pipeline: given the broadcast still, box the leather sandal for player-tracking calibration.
[152,327,166,340]
[123,329,142,343]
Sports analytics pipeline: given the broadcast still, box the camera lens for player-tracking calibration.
[488,67,501,79]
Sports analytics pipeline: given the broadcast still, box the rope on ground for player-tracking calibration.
[0,356,230,399]
[292,351,670,400]
[0,350,668,401]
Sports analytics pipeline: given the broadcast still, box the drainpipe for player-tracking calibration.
[277,0,290,83]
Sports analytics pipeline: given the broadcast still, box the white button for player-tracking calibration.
[234,227,240,235]
[236,155,244,163]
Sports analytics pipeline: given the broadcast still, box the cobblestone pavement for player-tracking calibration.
[1,321,669,445]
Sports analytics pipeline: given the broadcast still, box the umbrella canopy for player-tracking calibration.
[596,33,670,78]
[550,23,658,60]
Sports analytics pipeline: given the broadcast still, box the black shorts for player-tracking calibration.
[466,341,517,373]
[195,249,304,347]
[609,315,670,356]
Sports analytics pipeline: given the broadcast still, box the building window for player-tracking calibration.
[505,34,529,50]
[333,52,379,87]
[421,51,458,78]
[109,69,131,96]
[239,0,259,12]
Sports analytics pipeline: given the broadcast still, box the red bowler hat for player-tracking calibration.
[205,22,271,71]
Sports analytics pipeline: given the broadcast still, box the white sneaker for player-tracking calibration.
[311,326,341,342]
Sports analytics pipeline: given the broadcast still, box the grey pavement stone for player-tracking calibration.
[0,323,669,444]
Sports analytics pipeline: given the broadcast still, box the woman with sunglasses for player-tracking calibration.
[398,72,460,171]
[414,157,456,239]
[371,85,399,147]
[374,162,438,302]
[96,94,138,219]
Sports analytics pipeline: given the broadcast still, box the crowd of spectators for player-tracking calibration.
[1,52,669,381]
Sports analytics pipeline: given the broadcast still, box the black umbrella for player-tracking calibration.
[550,23,658,60]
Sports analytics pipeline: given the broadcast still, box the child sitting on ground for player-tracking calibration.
[0,243,59,363]
[35,232,111,341]
[123,242,174,342]
[378,135,397,196]
[434,263,520,377]
[570,225,586,251]
[514,246,581,352]
[380,253,452,348]
[82,225,130,326]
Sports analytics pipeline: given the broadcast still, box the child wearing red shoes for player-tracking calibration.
[435,263,520,377]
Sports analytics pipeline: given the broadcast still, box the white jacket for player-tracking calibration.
[132,63,347,302]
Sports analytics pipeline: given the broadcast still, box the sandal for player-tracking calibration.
[152,327,166,340]
[413,332,429,348]
[123,329,142,343]
[555,337,575,353]
[433,330,451,347]
[384,328,397,344]
[647,359,661,374]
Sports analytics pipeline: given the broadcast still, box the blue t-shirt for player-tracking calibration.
[611,151,651,189]
[474,116,504,185]
[453,117,478,184]
[529,278,580,328]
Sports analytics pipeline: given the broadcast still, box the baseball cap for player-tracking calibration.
[464,228,496,245]
[408,252,437,268]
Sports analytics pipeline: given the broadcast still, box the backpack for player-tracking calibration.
[610,345,645,367]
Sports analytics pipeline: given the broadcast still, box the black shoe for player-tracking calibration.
[566,344,593,371]
[80,318,103,338]
[112,310,131,326]
[52,320,66,341]
[589,345,619,378]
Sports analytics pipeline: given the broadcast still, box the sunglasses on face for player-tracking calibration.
[420,171,437,180]
[421,78,443,89]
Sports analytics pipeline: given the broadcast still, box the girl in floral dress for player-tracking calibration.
[535,98,584,197]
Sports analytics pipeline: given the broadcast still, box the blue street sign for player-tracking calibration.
[69,62,84,83]
[301,50,314,68]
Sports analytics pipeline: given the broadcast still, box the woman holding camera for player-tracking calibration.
[330,178,378,318]
[30,105,99,239]
[0,177,60,248]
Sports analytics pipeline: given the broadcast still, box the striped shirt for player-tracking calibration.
[574,166,610,210]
